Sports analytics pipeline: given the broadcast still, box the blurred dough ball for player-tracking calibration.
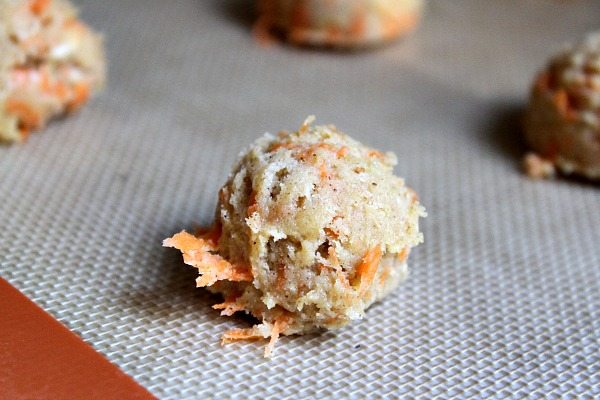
[0,0,105,143]
[524,33,600,180]
[257,0,424,48]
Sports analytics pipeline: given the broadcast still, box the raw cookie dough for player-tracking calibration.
[256,0,424,48]
[523,32,600,180]
[0,0,105,143]
[164,117,426,356]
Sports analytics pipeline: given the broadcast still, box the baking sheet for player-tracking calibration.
[1,0,599,398]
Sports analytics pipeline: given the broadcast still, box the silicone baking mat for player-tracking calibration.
[1,0,599,398]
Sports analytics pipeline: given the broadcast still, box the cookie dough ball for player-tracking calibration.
[256,0,424,48]
[0,0,105,143]
[524,33,600,180]
[164,117,426,356]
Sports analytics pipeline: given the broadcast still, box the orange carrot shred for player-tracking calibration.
[30,0,51,15]
[5,99,41,129]
[553,89,569,116]
[336,146,349,158]
[367,150,384,159]
[264,317,289,358]
[356,245,382,296]
[247,191,258,216]
[213,300,245,316]
[163,231,252,286]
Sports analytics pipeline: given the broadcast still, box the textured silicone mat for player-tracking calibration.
[1,1,599,398]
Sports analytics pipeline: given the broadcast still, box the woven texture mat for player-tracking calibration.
[1,0,599,398]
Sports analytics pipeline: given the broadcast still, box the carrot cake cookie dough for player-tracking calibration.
[256,0,424,48]
[0,0,105,143]
[164,117,426,356]
[523,33,600,180]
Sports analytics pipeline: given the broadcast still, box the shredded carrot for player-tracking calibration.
[5,99,41,129]
[213,299,245,316]
[163,231,252,286]
[39,70,52,93]
[222,327,265,343]
[247,191,258,216]
[397,247,410,263]
[336,146,349,158]
[324,227,339,240]
[30,0,51,15]
[407,188,419,202]
[367,150,384,159]
[276,264,286,291]
[264,317,289,358]
[355,245,382,296]
[69,82,91,110]
[268,142,295,152]
[221,314,291,357]
[319,162,329,180]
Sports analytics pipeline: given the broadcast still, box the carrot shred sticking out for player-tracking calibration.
[163,231,252,286]
[222,327,265,342]
[553,89,569,116]
[213,299,245,317]
[299,115,315,134]
[264,318,289,358]
[221,316,290,358]
[397,247,410,263]
[355,245,382,296]
[319,162,329,180]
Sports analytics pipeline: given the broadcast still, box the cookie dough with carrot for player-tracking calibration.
[524,32,600,181]
[255,0,424,48]
[164,117,426,357]
[0,0,105,143]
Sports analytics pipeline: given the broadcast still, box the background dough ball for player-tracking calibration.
[257,0,424,48]
[524,32,600,180]
[0,0,105,143]
[165,117,426,356]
